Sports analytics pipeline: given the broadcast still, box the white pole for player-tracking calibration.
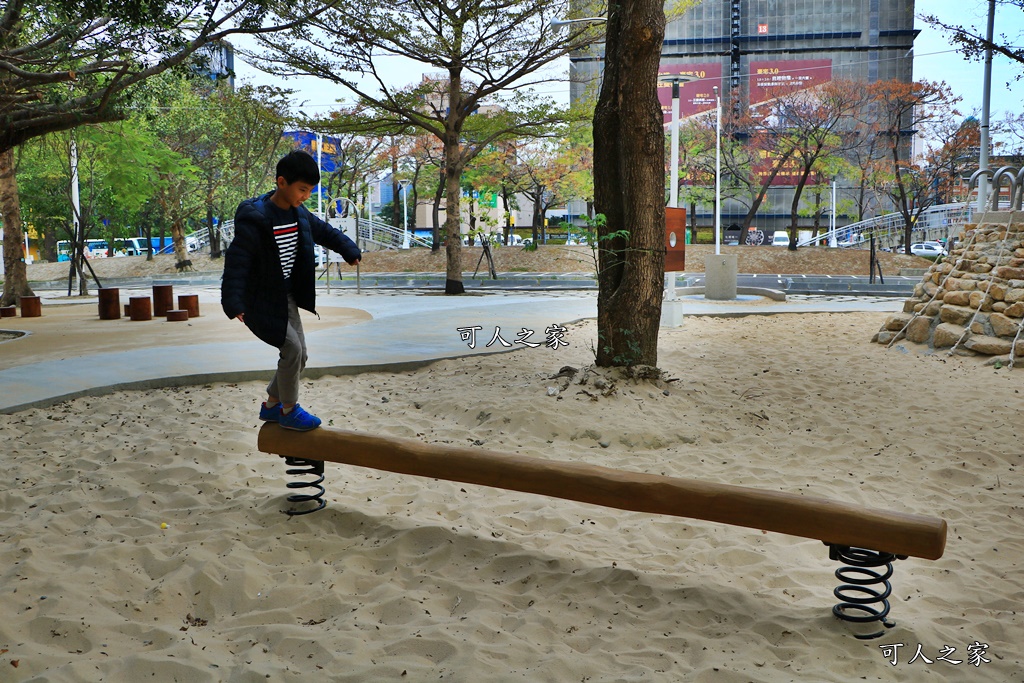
[714,85,721,256]
[71,138,81,242]
[830,180,837,247]
[669,82,681,208]
[315,132,323,219]
[401,182,409,249]
[977,0,995,213]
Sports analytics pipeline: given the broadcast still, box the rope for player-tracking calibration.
[1008,320,1024,369]
[885,225,983,349]
[947,212,1017,356]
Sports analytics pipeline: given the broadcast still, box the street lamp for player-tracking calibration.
[713,85,722,255]
[658,74,697,209]
[398,179,412,249]
[549,17,607,31]
[298,111,325,218]
[978,0,996,213]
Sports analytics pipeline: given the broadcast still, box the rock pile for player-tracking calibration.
[874,212,1024,362]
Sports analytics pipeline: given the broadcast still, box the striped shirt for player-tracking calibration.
[272,218,299,280]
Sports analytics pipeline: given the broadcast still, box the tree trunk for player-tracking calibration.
[170,217,193,271]
[592,0,666,368]
[689,200,697,244]
[0,148,35,306]
[443,142,464,294]
[208,205,223,259]
[431,167,444,252]
[742,148,795,230]
[788,168,812,251]
[531,193,543,242]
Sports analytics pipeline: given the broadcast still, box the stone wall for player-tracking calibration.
[874,212,1024,362]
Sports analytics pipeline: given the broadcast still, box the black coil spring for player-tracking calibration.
[829,544,905,639]
[281,456,326,515]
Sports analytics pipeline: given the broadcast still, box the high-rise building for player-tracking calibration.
[570,0,917,232]
[193,40,236,90]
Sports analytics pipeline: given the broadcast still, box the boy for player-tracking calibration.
[221,150,361,431]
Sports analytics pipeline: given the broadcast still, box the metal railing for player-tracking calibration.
[355,216,432,250]
[796,202,972,250]
[203,216,431,253]
[970,166,1024,212]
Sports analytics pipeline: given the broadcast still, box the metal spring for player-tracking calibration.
[281,456,326,515]
[828,544,905,639]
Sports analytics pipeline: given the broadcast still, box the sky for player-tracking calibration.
[231,0,1024,124]
[914,0,1024,121]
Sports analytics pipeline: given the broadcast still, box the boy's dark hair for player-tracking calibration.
[276,150,320,186]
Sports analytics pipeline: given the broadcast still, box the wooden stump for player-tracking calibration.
[20,296,42,318]
[124,304,131,317]
[129,296,152,321]
[0,306,16,318]
[98,287,121,320]
[177,294,199,318]
[166,309,189,322]
[152,284,174,317]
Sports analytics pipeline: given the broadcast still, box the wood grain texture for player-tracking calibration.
[258,424,946,560]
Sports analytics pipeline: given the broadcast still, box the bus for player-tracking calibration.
[57,237,155,259]
[56,239,110,260]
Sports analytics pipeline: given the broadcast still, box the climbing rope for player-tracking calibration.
[885,226,982,350]
[947,212,1017,356]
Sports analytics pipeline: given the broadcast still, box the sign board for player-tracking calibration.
[748,59,833,110]
[282,130,346,174]
[658,62,723,123]
[665,207,686,271]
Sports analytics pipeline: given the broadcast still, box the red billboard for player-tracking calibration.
[748,59,832,109]
[658,63,722,123]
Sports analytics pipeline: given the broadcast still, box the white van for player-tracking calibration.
[771,231,790,247]
[112,237,149,256]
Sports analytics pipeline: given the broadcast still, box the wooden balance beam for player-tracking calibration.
[257,423,946,561]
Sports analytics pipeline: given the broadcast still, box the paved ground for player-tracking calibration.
[0,282,902,414]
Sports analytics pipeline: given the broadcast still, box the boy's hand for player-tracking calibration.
[347,257,361,266]
[236,313,245,323]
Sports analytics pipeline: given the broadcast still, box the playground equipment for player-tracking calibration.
[257,424,946,639]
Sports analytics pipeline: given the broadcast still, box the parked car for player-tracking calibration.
[910,242,947,258]
[771,231,790,247]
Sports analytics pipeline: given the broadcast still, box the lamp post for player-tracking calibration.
[314,131,324,218]
[978,0,996,213]
[658,74,697,208]
[549,17,607,31]
[830,180,838,247]
[713,85,722,255]
[298,113,325,219]
[398,179,411,249]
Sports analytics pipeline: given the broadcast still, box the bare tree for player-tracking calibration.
[921,2,1024,68]
[247,0,599,293]
[765,81,868,248]
[868,80,960,253]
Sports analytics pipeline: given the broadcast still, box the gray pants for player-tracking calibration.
[267,294,307,404]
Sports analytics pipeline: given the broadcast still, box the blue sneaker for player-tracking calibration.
[279,404,322,432]
[259,402,282,422]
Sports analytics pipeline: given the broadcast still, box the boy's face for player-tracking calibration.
[274,177,316,208]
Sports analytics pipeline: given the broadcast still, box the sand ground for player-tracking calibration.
[1,307,1021,681]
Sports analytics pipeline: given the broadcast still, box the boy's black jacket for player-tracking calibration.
[221,192,361,347]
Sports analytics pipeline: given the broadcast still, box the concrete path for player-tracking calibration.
[0,286,901,414]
